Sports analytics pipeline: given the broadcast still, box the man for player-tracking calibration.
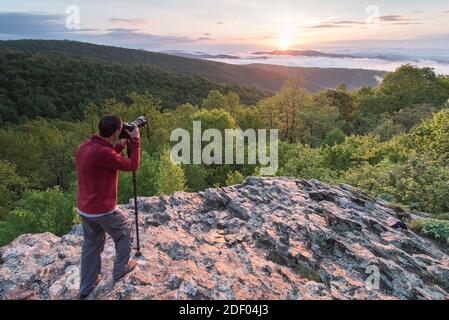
[76,115,141,299]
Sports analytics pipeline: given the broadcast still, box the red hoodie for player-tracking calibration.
[76,135,141,215]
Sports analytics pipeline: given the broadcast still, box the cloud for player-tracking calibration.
[0,12,98,36]
[375,15,422,26]
[378,15,414,22]
[109,18,152,26]
[103,29,195,44]
[0,12,66,35]
[211,54,449,75]
[216,22,224,25]
[332,21,365,25]
[306,23,349,29]
[305,20,365,29]
[391,22,423,26]
[106,28,140,32]
[0,11,204,49]
[306,15,421,29]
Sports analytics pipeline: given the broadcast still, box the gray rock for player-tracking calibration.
[1,177,449,300]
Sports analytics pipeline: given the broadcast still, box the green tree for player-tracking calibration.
[277,78,313,143]
[225,171,245,186]
[372,118,405,141]
[225,91,241,111]
[411,108,449,164]
[155,149,186,195]
[341,156,449,214]
[0,187,75,246]
[377,64,447,111]
[297,104,342,147]
[118,151,159,203]
[202,90,228,110]
[183,164,208,192]
[322,128,346,146]
[0,160,28,218]
[278,143,337,182]
[326,87,355,121]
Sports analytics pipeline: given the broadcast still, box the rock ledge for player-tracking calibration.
[1,177,449,300]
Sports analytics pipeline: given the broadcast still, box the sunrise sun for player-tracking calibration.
[277,31,293,50]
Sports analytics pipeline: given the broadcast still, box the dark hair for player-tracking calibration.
[98,115,122,138]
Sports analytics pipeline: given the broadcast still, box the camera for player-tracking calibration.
[119,116,147,139]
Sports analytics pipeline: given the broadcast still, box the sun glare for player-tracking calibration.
[277,31,293,50]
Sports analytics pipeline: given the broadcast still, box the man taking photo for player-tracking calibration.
[76,115,141,299]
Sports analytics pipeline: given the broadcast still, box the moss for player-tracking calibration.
[296,262,322,283]
[409,219,424,233]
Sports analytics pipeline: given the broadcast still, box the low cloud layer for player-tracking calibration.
[209,54,449,75]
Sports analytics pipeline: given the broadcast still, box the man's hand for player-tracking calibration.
[125,126,140,139]
[119,138,128,146]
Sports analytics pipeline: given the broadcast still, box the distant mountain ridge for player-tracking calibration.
[163,50,241,60]
[0,40,386,92]
[252,49,355,59]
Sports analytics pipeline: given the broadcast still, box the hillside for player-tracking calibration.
[0,49,267,122]
[1,177,449,300]
[0,40,386,92]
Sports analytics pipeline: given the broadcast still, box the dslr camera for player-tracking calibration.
[119,116,147,139]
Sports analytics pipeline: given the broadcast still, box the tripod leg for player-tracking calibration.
[132,170,142,257]
[127,141,142,257]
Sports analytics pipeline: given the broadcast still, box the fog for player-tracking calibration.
[209,54,449,75]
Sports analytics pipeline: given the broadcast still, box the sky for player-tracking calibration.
[0,0,449,53]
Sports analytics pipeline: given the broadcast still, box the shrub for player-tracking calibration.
[118,151,159,203]
[433,212,449,221]
[225,171,245,186]
[154,149,186,196]
[420,219,449,243]
[0,187,75,246]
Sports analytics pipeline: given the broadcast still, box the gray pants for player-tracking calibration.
[79,208,132,296]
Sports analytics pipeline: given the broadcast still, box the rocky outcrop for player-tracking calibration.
[1,177,449,300]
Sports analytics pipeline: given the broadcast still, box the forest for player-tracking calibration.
[0,48,268,122]
[0,40,384,92]
[0,60,448,247]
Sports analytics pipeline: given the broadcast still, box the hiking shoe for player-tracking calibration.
[79,275,102,300]
[113,260,137,282]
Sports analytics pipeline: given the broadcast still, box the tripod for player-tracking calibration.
[126,141,142,257]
